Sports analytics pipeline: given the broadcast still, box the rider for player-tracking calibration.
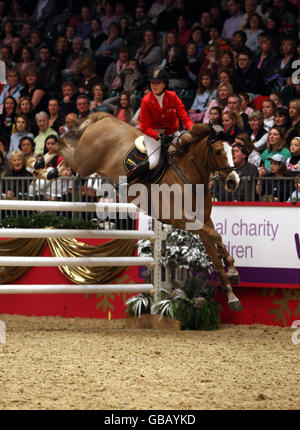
[126,68,194,182]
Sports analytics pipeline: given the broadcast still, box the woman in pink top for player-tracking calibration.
[114,91,133,123]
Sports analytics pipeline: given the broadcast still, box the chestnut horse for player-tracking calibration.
[37,112,242,311]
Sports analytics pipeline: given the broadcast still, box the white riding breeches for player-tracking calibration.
[144,131,181,170]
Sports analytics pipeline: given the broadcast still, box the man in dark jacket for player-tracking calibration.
[233,49,267,96]
[36,44,61,98]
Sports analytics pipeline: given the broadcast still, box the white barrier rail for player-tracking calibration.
[0,228,156,240]
[0,284,154,294]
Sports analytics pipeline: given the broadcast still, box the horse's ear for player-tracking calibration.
[209,122,216,136]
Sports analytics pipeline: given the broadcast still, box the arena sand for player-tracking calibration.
[0,314,299,410]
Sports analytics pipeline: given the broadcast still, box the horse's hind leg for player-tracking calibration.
[199,229,243,311]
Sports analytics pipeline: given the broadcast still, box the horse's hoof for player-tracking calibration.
[34,158,45,170]
[47,168,58,180]
[229,300,243,312]
[227,274,240,285]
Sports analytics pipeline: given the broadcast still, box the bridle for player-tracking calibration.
[204,134,236,177]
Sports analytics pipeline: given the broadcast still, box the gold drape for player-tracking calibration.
[0,237,136,285]
[0,238,47,284]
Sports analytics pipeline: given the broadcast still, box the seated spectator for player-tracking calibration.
[17,46,36,84]
[233,49,265,96]
[262,99,275,131]
[185,42,201,88]
[27,29,43,62]
[95,21,124,76]
[76,94,90,119]
[189,72,217,123]
[219,51,235,70]
[16,96,36,134]
[47,99,65,134]
[36,44,61,98]
[188,26,206,63]
[62,37,90,84]
[287,175,300,202]
[0,96,17,151]
[211,141,258,201]
[221,0,244,42]
[260,126,291,171]
[269,91,285,108]
[1,19,15,47]
[34,111,58,156]
[64,24,76,51]
[232,30,247,52]
[208,106,222,127]
[11,36,23,64]
[59,81,78,116]
[120,59,144,112]
[198,10,212,43]
[285,99,300,146]
[20,22,32,46]
[256,153,293,202]
[175,14,192,47]
[222,110,244,144]
[131,86,151,127]
[239,0,262,30]
[90,83,113,114]
[272,0,295,34]
[78,57,102,97]
[113,91,133,123]
[225,94,250,131]
[156,0,182,33]
[274,106,290,131]
[100,0,118,36]
[19,135,35,160]
[127,5,154,54]
[0,45,16,71]
[264,14,281,50]
[267,37,296,89]
[19,67,47,113]
[199,42,220,79]
[244,13,265,53]
[76,6,92,40]
[119,17,131,50]
[0,68,23,113]
[6,1,28,32]
[161,32,189,91]
[234,132,261,168]
[103,46,129,101]
[3,149,33,199]
[286,137,300,172]
[85,18,107,52]
[43,134,60,168]
[248,110,269,153]
[217,67,233,84]
[207,25,230,53]
[52,36,69,71]
[59,112,77,136]
[203,81,234,123]
[252,34,277,82]
[134,29,163,79]
[239,92,254,116]
[8,114,34,158]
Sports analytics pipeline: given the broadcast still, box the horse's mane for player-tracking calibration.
[179,123,210,151]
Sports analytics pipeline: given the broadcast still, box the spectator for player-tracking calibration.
[62,37,89,83]
[59,81,78,116]
[185,42,201,88]
[208,106,222,127]
[189,26,206,62]
[252,35,277,83]
[256,153,293,201]
[264,14,281,49]
[222,110,244,144]
[240,0,262,29]
[189,72,217,123]
[100,1,118,36]
[11,36,23,64]
[0,96,17,150]
[232,30,247,52]
[234,132,261,167]
[64,24,76,51]
[207,25,230,53]
[199,43,220,78]
[222,0,244,42]
[239,92,254,116]
[47,98,65,133]
[134,29,163,78]
[0,45,15,71]
[85,18,107,52]
[287,99,300,134]
[272,0,295,34]
[262,99,276,131]
[160,32,188,91]
[20,22,32,45]
[17,46,36,85]
[203,81,234,123]
[0,68,23,112]
[287,175,300,202]
[119,58,144,112]
[36,44,61,97]
[286,137,300,172]
[119,17,131,49]
[48,165,74,202]
[8,114,34,158]
[225,94,250,131]
[90,83,113,113]
[244,13,265,53]
[260,126,291,171]
[127,6,153,54]
[219,51,235,70]
[103,46,129,101]
[248,110,269,152]
[52,36,69,71]
[175,14,191,47]
[3,149,33,198]
[78,57,102,97]
[95,21,124,76]
[114,1,133,25]
[43,134,60,168]
[76,6,92,40]
[211,141,258,201]
[1,20,15,47]
[217,67,233,84]
[34,111,58,155]
[28,30,43,62]
[16,96,37,135]
[268,37,296,89]
[76,94,90,119]
[113,91,133,123]
[19,135,35,160]
[233,49,265,96]
[269,91,284,108]
[131,86,151,127]
[209,2,224,30]
[156,0,181,33]
[59,112,77,136]
[19,67,47,113]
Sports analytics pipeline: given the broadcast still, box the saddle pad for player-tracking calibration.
[123,146,168,184]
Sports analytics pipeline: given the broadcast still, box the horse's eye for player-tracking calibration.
[215,150,222,155]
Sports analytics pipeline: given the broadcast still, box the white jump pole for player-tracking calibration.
[0,284,154,294]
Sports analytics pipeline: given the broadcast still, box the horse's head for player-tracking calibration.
[205,125,240,192]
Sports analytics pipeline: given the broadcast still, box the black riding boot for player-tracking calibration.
[127,160,150,183]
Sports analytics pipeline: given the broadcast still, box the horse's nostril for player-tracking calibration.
[226,179,236,190]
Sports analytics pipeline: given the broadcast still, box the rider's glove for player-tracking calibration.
[158,133,171,147]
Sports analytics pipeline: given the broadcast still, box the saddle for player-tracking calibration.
[123,136,176,184]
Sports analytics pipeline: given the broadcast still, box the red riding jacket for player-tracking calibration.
[139,90,194,140]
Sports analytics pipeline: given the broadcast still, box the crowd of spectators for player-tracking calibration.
[0,0,299,203]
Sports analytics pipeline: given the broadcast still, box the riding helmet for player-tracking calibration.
[149,68,169,84]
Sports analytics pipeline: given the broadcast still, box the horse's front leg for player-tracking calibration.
[199,228,243,311]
